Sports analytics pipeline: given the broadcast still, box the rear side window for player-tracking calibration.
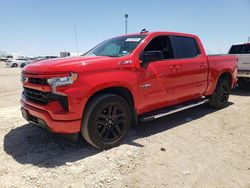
[229,44,250,54]
[174,36,200,58]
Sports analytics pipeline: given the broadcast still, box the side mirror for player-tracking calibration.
[140,51,163,65]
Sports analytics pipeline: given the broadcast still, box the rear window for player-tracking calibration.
[174,36,200,58]
[229,44,250,54]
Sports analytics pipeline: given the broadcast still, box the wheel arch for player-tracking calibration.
[83,86,138,124]
[210,71,233,95]
[218,71,232,86]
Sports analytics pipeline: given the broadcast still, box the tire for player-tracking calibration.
[238,78,250,90]
[81,94,132,149]
[12,63,18,67]
[209,77,231,109]
[20,63,25,68]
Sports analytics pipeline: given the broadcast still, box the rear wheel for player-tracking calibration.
[81,94,132,149]
[209,77,231,109]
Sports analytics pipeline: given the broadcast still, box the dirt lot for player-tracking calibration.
[0,62,249,188]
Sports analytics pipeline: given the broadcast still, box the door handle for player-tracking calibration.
[170,65,180,73]
[141,83,152,88]
[170,65,180,69]
[200,63,206,69]
[175,65,180,69]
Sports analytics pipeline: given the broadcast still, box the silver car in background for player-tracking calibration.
[6,58,31,68]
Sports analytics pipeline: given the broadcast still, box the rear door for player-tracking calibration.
[171,36,208,100]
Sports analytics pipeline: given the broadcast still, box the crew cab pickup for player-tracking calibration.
[229,43,250,87]
[21,31,237,149]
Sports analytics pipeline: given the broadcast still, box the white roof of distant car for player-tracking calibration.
[231,43,250,46]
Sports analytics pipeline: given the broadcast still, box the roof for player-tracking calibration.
[118,31,199,39]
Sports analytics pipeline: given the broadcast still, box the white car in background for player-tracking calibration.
[5,58,31,68]
[229,43,250,87]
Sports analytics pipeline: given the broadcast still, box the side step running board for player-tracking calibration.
[140,98,209,122]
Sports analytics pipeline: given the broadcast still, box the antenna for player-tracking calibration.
[74,24,79,56]
[140,28,148,34]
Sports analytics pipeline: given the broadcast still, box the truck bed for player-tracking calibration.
[205,54,238,95]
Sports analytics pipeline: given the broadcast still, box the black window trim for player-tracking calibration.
[172,35,201,60]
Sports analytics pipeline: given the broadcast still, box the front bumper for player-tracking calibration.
[20,72,89,133]
[21,100,81,133]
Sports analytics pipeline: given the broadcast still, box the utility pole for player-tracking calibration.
[74,24,79,56]
[248,37,250,43]
[125,14,128,34]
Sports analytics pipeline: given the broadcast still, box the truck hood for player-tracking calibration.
[23,56,118,74]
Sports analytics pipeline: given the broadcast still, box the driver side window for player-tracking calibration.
[144,36,174,59]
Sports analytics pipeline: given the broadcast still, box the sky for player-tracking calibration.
[0,0,250,56]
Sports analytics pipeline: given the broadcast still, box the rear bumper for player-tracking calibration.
[21,99,81,133]
[237,70,250,78]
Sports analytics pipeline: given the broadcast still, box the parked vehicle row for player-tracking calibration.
[21,31,238,149]
[6,58,31,68]
[0,55,13,62]
[4,56,58,68]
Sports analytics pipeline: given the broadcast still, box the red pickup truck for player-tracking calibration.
[21,31,237,149]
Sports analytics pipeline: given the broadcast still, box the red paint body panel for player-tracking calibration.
[21,31,237,133]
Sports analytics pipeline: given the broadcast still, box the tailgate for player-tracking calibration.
[236,54,250,71]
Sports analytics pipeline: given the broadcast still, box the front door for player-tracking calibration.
[137,36,181,114]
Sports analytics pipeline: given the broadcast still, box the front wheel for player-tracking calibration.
[81,94,132,149]
[208,77,231,109]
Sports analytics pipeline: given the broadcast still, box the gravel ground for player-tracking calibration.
[0,62,250,188]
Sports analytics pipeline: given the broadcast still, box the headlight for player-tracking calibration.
[47,72,78,94]
[47,72,78,86]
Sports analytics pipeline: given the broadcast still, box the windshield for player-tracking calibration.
[84,35,146,57]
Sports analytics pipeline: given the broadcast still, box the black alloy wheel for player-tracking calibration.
[81,94,132,149]
[217,83,230,105]
[209,77,231,109]
[96,104,126,142]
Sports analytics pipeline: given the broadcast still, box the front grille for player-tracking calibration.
[29,78,48,85]
[23,88,50,104]
[23,87,68,111]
